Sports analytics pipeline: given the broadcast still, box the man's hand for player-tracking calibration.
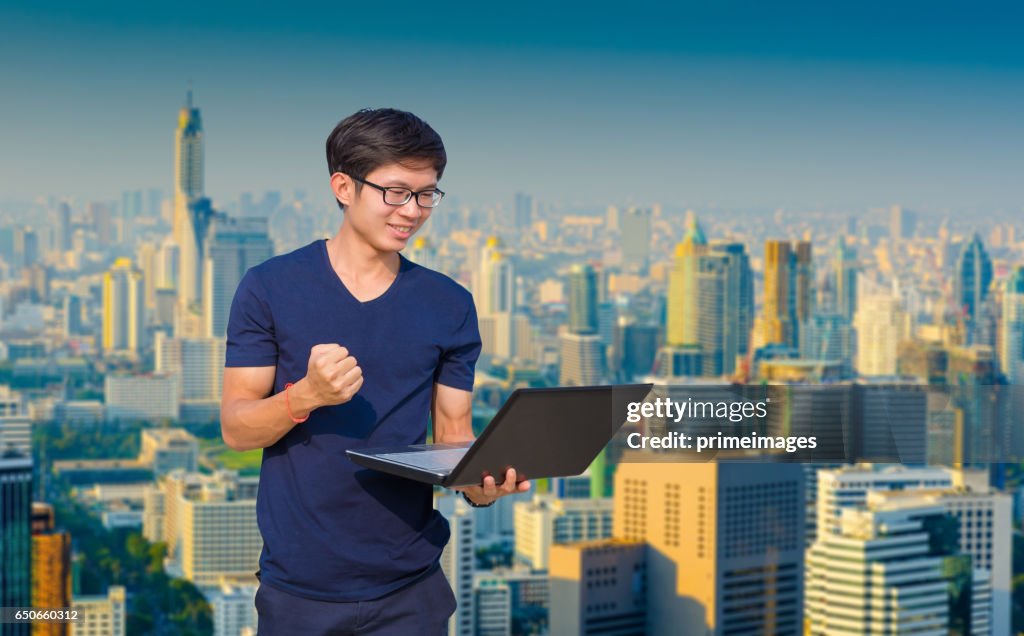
[304,344,363,407]
[455,468,531,506]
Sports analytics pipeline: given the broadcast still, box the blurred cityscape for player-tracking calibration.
[1,93,1023,636]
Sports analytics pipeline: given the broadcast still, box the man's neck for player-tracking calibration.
[327,225,400,279]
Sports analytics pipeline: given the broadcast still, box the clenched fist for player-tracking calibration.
[305,344,364,407]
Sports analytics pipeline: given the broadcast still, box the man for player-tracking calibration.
[221,108,530,635]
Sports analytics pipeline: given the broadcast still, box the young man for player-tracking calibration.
[221,108,530,635]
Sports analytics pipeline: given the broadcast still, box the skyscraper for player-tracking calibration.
[568,264,598,335]
[834,240,858,323]
[31,503,72,636]
[202,216,274,338]
[854,293,909,376]
[102,258,145,357]
[955,233,993,324]
[999,266,1024,384]
[806,491,988,634]
[762,240,813,350]
[762,240,793,348]
[614,458,804,635]
[173,91,215,316]
[476,237,516,359]
[620,207,651,272]
[666,215,706,347]
[889,204,917,241]
[0,453,33,636]
[696,241,753,376]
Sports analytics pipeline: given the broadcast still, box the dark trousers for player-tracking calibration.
[255,565,457,636]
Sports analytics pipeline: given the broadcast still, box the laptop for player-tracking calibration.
[346,383,653,488]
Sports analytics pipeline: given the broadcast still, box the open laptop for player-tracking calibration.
[346,383,653,487]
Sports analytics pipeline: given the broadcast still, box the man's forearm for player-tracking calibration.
[221,378,321,451]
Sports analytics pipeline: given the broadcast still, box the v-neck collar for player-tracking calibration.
[319,239,407,306]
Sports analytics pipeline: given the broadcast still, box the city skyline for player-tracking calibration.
[2,4,1024,211]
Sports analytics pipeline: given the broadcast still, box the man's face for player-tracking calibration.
[339,161,437,254]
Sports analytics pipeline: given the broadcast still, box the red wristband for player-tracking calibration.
[284,382,309,424]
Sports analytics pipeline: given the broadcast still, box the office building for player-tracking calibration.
[0,453,33,636]
[149,470,261,587]
[203,216,274,338]
[568,264,599,335]
[548,539,646,636]
[104,374,179,421]
[514,495,613,570]
[207,581,257,636]
[32,503,72,636]
[696,241,753,377]
[999,266,1024,384]
[666,216,707,347]
[954,233,993,325]
[101,258,144,357]
[436,493,475,636]
[806,491,989,635]
[854,293,909,376]
[71,586,125,636]
[559,333,604,386]
[614,458,804,635]
[139,428,199,475]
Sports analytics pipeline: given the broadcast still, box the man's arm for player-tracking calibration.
[433,383,530,504]
[221,344,363,452]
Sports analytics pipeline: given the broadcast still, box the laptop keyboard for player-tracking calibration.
[375,448,469,472]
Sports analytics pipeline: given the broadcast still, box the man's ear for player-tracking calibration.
[330,172,353,208]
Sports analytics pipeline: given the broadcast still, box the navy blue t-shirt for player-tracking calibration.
[225,239,481,602]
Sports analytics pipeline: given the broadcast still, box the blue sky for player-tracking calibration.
[2,1,1023,212]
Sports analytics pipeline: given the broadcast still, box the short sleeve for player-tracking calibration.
[433,299,482,391]
[225,269,278,367]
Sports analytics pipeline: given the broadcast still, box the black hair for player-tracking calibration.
[325,108,447,211]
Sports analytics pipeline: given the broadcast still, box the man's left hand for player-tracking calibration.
[455,468,531,506]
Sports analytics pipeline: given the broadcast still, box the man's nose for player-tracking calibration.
[396,199,424,219]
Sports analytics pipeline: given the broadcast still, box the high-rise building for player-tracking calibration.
[762,240,793,348]
[435,493,475,636]
[666,216,707,347]
[0,386,30,458]
[140,429,199,476]
[854,293,909,376]
[203,216,274,338]
[999,266,1024,384]
[955,233,993,324]
[614,458,804,635]
[102,258,145,357]
[834,241,858,323]
[475,237,516,359]
[806,492,987,634]
[406,237,439,272]
[559,333,604,386]
[568,264,598,335]
[149,470,261,587]
[548,539,646,636]
[696,242,753,377]
[207,581,257,636]
[762,240,813,350]
[889,204,917,241]
[621,207,651,272]
[513,192,534,232]
[473,569,548,636]
[155,333,226,404]
[71,586,126,636]
[104,374,179,421]
[513,494,612,570]
[31,503,72,636]
[473,577,511,636]
[0,454,33,636]
[815,465,1011,634]
[173,91,215,316]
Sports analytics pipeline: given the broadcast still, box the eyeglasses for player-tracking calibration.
[350,176,445,208]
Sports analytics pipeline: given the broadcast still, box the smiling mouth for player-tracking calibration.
[388,223,413,236]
